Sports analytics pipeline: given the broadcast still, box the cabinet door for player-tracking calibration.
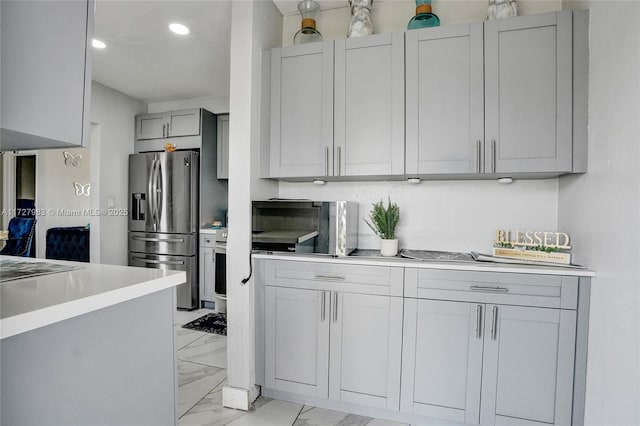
[264,286,329,398]
[401,299,483,423]
[217,115,229,179]
[1,0,92,149]
[480,305,576,425]
[329,293,403,410]
[199,245,215,303]
[270,42,334,178]
[405,23,484,175]
[485,12,573,174]
[334,33,404,177]
[136,113,166,140]
[167,109,201,137]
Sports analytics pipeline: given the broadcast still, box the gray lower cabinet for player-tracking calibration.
[401,299,576,425]
[262,260,404,410]
[1,0,93,150]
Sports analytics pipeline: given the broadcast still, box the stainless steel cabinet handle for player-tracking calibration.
[132,236,185,243]
[325,147,329,176]
[333,292,338,323]
[491,306,498,340]
[132,257,184,266]
[337,146,342,176]
[162,123,166,138]
[470,285,509,293]
[476,305,482,339]
[167,121,171,137]
[321,292,326,322]
[491,139,496,173]
[314,275,345,281]
[476,140,482,173]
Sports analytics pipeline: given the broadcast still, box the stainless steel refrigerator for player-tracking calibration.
[128,151,199,309]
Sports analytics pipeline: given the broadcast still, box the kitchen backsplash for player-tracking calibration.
[279,179,559,253]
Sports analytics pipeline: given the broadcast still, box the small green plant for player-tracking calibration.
[364,198,400,240]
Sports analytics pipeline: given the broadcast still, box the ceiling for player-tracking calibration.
[92,0,348,104]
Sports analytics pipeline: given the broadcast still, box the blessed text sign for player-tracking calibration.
[495,230,571,250]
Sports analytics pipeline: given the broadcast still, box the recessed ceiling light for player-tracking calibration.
[92,39,106,49]
[169,23,190,35]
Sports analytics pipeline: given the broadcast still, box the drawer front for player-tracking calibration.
[405,268,578,309]
[200,233,216,248]
[264,260,404,296]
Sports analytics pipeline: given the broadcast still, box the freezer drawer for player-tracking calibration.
[128,252,197,310]
[129,232,196,256]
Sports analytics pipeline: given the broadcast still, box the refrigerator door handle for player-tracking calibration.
[155,159,163,227]
[132,236,185,243]
[132,256,185,266]
[147,158,157,230]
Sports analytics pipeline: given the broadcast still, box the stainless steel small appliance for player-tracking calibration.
[251,200,358,256]
[214,228,227,313]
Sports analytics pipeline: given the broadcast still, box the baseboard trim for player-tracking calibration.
[222,385,262,411]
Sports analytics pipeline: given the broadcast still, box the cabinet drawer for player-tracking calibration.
[264,260,403,296]
[199,233,216,248]
[405,268,578,309]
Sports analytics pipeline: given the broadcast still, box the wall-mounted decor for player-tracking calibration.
[73,182,90,197]
[63,151,83,167]
[347,0,373,38]
[486,0,518,20]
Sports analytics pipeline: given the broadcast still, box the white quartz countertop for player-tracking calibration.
[252,252,595,277]
[0,256,186,339]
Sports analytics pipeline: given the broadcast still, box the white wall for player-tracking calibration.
[558,2,640,424]
[34,147,91,258]
[282,0,561,45]
[90,82,146,265]
[147,96,229,114]
[225,0,281,406]
[280,179,559,252]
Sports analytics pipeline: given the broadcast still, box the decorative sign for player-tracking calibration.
[495,229,571,249]
[494,229,572,265]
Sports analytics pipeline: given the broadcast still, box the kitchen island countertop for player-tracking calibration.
[0,256,185,339]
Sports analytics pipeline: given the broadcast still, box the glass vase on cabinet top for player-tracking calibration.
[407,0,440,30]
[294,0,323,44]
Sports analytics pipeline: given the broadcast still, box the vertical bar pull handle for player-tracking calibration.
[491,139,496,173]
[321,292,326,322]
[325,147,329,176]
[337,146,342,176]
[162,123,166,138]
[491,306,498,340]
[333,293,338,323]
[476,140,482,173]
[476,305,482,339]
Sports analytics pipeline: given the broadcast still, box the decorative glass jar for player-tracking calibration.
[407,0,440,30]
[293,0,323,45]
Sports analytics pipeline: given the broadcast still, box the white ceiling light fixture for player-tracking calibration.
[169,23,190,35]
[92,39,106,49]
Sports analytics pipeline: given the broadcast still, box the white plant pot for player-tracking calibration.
[380,238,398,257]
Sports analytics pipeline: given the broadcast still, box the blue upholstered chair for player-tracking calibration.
[0,217,37,257]
[45,226,90,262]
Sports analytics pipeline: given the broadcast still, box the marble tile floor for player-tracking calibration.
[175,309,409,426]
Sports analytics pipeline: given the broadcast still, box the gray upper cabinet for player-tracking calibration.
[405,23,484,175]
[1,0,93,150]
[334,33,405,177]
[136,109,201,141]
[217,114,229,179]
[485,12,574,174]
[270,42,334,178]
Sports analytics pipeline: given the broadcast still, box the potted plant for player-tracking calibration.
[365,198,400,256]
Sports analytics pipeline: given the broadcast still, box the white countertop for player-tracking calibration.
[0,256,186,339]
[252,252,595,277]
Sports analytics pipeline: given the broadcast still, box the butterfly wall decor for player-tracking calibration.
[74,182,91,197]
[63,151,83,167]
